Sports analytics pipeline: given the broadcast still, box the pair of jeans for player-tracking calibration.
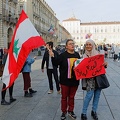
[61,85,78,113]
[82,88,101,114]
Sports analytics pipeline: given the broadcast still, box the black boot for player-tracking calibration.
[24,91,33,97]
[1,99,10,105]
[81,114,87,120]
[29,88,37,94]
[91,111,98,120]
[10,97,16,103]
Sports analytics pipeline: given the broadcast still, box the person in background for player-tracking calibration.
[118,46,120,62]
[0,48,3,65]
[22,55,37,97]
[103,44,108,58]
[111,43,115,58]
[41,41,60,94]
[81,39,107,120]
[50,39,80,120]
[80,44,84,56]
[1,49,16,105]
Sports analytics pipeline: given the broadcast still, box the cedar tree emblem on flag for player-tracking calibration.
[2,10,45,89]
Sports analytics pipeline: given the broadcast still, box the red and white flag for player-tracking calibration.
[2,10,45,89]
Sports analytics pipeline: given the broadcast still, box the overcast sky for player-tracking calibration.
[45,0,120,23]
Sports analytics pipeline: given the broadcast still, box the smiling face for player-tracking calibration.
[85,42,93,52]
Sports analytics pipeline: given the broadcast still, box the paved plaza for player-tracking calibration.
[0,51,120,120]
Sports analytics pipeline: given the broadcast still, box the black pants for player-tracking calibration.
[47,68,60,91]
[1,83,14,100]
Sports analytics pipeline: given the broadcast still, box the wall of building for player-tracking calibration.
[63,18,120,45]
[62,18,81,46]
[17,0,71,46]
[80,22,120,44]
[0,0,18,48]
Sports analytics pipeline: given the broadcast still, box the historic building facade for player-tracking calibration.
[0,0,18,48]
[80,22,120,45]
[18,0,58,45]
[0,0,73,48]
[58,24,71,44]
[18,0,71,46]
[62,17,81,45]
[62,17,120,45]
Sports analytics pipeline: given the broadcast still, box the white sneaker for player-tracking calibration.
[48,90,53,94]
[57,90,61,94]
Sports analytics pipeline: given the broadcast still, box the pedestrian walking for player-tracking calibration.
[81,39,108,120]
[103,44,108,58]
[22,55,37,97]
[49,39,80,120]
[41,41,60,94]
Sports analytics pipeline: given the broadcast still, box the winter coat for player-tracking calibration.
[22,56,35,72]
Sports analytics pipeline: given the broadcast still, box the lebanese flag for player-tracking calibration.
[2,10,45,89]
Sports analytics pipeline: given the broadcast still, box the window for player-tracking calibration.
[20,6,23,12]
[95,29,96,33]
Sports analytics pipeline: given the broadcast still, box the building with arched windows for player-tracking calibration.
[0,0,18,49]
[0,0,71,49]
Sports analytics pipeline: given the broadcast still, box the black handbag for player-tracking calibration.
[81,79,87,90]
[96,74,110,89]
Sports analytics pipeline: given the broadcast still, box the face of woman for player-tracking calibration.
[66,41,75,51]
[85,42,93,51]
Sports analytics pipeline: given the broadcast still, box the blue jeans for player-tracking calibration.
[82,89,101,114]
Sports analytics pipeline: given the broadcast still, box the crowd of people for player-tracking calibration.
[55,43,120,61]
[97,44,120,60]
[0,39,111,120]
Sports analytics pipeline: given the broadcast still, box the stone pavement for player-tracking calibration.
[0,51,120,120]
